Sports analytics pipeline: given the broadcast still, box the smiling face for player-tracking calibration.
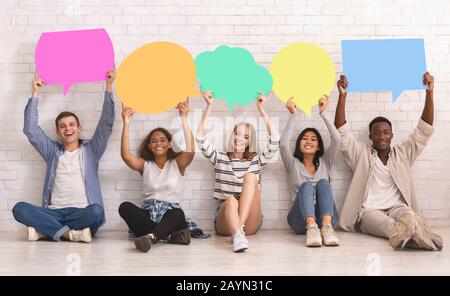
[299,131,320,155]
[369,122,394,151]
[230,123,251,153]
[148,131,172,158]
[56,115,81,146]
[369,122,393,152]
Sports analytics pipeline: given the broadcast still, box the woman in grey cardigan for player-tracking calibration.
[280,95,341,247]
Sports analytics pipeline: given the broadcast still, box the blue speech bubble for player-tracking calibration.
[341,39,427,102]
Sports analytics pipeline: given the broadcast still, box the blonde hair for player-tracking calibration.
[226,122,257,160]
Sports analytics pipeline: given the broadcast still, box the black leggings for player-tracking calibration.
[118,201,187,242]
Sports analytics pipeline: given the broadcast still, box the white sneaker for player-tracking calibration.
[232,230,248,253]
[321,224,340,246]
[68,228,92,243]
[306,223,322,247]
[27,227,45,241]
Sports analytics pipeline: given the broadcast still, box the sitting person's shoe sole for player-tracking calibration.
[389,212,415,250]
[414,214,443,251]
[134,235,152,253]
[168,228,191,245]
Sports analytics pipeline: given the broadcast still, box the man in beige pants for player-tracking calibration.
[334,72,443,251]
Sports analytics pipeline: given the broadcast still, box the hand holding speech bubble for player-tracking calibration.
[35,28,114,95]
[116,41,199,114]
[270,42,336,117]
[341,38,427,102]
[195,45,273,111]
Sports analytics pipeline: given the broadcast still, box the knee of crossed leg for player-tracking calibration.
[12,202,31,221]
[118,201,134,217]
[89,204,105,224]
[169,208,186,221]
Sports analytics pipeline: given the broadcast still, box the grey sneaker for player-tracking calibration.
[134,235,153,253]
[27,227,45,241]
[306,223,322,247]
[68,228,92,243]
[389,211,415,250]
[413,214,443,251]
[168,228,191,245]
[321,224,339,246]
[232,230,248,253]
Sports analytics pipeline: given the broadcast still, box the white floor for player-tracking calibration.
[1,226,450,276]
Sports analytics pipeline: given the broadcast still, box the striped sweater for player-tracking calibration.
[196,134,280,200]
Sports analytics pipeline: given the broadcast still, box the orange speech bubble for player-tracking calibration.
[116,41,199,114]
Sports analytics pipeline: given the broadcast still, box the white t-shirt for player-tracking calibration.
[142,159,182,204]
[363,155,405,210]
[49,148,89,209]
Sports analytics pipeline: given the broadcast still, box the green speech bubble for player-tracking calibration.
[195,45,273,111]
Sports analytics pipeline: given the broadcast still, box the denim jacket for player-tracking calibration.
[23,92,115,209]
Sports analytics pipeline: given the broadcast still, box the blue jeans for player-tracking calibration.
[287,179,339,234]
[12,202,105,241]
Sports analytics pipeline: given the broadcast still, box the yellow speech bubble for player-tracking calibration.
[270,42,335,117]
[116,41,199,114]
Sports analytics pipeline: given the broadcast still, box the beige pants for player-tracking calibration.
[358,204,414,238]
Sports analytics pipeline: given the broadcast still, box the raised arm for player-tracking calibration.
[175,97,195,175]
[279,98,298,171]
[23,73,57,160]
[32,73,43,98]
[319,95,342,169]
[396,72,435,165]
[257,91,277,137]
[120,104,145,174]
[421,71,434,126]
[334,75,348,129]
[195,89,219,165]
[196,90,213,138]
[256,92,280,166]
[88,68,116,158]
[332,75,364,171]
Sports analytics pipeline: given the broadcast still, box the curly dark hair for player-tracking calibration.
[139,127,179,161]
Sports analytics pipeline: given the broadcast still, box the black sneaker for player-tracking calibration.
[168,228,191,245]
[134,235,152,252]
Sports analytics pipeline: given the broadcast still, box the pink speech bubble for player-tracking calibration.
[35,28,114,95]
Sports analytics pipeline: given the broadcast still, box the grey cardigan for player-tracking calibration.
[280,111,342,200]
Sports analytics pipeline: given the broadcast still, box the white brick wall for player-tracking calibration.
[1,0,449,231]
